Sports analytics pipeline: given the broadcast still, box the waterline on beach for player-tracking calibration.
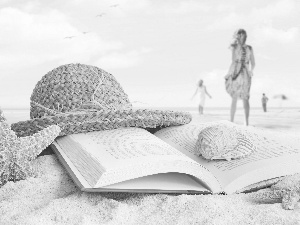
[2,107,299,133]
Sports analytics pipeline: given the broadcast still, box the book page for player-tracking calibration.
[66,128,189,169]
[88,173,211,194]
[155,123,300,194]
[55,127,221,192]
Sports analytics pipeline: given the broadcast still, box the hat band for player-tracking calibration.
[30,99,133,119]
[30,101,59,119]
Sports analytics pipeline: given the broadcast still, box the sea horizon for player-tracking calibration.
[2,106,300,111]
[2,106,299,125]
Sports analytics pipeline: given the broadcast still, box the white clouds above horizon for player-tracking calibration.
[95,47,152,69]
[0,0,299,109]
[251,0,297,20]
[0,6,148,72]
[253,26,299,45]
[206,0,299,45]
[156,1,211,14]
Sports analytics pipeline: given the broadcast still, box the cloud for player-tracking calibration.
[57,0,151,18]
[0,5,148,108]
[159,1,211,14]
[0,7,124,71]
[256,53,277,61]
[251,0,297,20]
[92,0,212,16]
[206,0,299,43]
[197,69,227,84]
[253,26,299,44]
[206,12,242,31]
[95,47,151,69]
[215,3,236,12]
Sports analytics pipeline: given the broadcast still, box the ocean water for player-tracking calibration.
[2,107,299,124]
[2,108,31,123]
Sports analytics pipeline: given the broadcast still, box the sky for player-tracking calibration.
[0,0,300,109]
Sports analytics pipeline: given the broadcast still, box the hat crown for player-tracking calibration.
[30,63,132,118]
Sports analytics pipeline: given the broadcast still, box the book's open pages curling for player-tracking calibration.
[51,123,300,194]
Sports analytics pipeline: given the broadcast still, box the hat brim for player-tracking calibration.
[11,109,192,137]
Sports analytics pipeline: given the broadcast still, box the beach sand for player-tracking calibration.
[1,108,300,224]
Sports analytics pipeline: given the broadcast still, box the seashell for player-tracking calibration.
[195,121,256,161]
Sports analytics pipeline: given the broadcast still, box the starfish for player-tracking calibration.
[0,115,60,187]
[249,173,300,210]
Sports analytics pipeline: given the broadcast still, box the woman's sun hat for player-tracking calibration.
[11,63,192,137]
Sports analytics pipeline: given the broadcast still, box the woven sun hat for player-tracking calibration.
[11,63,192,137]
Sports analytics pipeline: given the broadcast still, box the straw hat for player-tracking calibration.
[11,63,192,137]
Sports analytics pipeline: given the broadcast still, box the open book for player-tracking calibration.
[51,122,300,194]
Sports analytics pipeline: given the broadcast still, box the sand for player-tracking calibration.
[1,108,300,224]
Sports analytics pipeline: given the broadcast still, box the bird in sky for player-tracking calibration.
[82,31,90,34]
[64,36,76,39]
[110,4,119,7]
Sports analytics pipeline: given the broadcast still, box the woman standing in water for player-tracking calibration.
[225,29,255,125]
[192,79,212,115]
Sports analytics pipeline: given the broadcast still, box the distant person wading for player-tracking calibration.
[262,93,269,112]
[192,80,212,115]
[225,29,255,125]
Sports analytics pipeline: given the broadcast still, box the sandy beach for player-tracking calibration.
[189,107,300,132]
[1,107,300,224]
[2,0,300,224]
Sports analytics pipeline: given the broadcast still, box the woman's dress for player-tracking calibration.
[225,45,252,100]
[198,86,206,107]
